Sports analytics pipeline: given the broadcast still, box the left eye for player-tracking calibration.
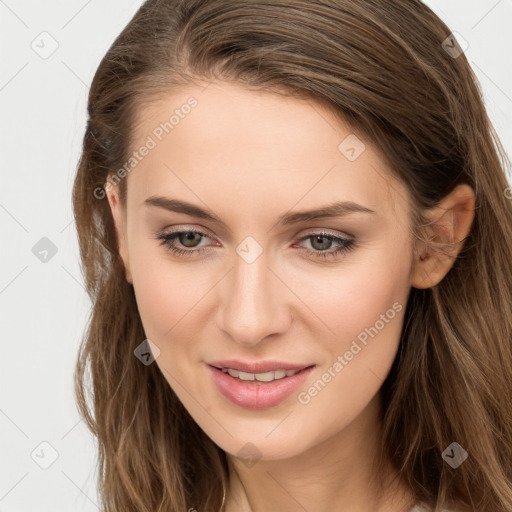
[155,229,355,260]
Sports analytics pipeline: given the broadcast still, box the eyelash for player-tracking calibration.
[155,229,355,261]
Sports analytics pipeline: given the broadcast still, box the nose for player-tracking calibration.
[215,251,292,347]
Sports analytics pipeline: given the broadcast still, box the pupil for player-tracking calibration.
[181,232,201,247]
[312,235,331,251]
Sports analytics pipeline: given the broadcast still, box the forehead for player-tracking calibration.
[127,81,410,223]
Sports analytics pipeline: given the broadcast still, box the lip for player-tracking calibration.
[208,359,312,374]
[206,362,316,410]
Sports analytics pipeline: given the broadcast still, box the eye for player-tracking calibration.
[156,229,214,258]
[294,232,355,260]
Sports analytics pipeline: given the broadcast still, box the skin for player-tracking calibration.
[106,81,475,512]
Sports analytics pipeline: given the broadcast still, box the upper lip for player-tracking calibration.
[208,359,314,374]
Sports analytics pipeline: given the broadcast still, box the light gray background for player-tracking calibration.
[1,1,511,511]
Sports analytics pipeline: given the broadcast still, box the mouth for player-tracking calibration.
[206,361,317,409]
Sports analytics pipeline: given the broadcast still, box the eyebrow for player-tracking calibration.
[144,196,376,229]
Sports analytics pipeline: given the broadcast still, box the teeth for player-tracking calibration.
[237,370,254,381]
[221,367,301,382]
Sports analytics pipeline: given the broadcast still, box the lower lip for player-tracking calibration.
[207,364,316,409]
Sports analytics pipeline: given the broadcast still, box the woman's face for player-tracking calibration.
[108,81,418,460]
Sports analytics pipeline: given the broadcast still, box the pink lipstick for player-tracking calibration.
[206,360,316,409]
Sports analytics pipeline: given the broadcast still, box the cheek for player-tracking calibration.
[128,242,206,344]
[325,268,406,343]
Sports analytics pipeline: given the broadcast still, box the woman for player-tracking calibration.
[72,1,512,511]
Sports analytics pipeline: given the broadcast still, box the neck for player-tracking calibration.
[224,394,417,512]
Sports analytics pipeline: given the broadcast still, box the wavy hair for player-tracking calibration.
[72,1,512,510]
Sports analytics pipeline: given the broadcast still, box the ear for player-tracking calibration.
[105,183,133,284]
[411,184,475,289]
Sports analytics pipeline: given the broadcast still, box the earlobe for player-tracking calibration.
[411,184,475,289]
[105,184,133,284]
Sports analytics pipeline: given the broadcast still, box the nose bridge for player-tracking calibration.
[217,249,289,345]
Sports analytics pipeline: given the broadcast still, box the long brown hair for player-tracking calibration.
[72,1,512,510]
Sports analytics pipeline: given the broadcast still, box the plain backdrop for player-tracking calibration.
[1,1,511,510]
